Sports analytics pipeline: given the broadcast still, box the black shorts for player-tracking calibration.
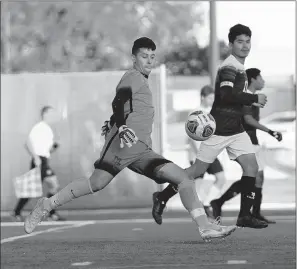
[94,129,172,185]
[30,156,55,181]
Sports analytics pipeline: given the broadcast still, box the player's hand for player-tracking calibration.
[101,120,111,137]
[268,130,282,141]
[118,125,138,148]
[34,156,41,166]
[253,94,267,108]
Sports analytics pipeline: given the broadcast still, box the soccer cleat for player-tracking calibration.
[236,214,268,229]
[252,213,276,224]
[199,219,237,242]
[210,199,222,220]
[152,192,166,225]
[24,197,49,234]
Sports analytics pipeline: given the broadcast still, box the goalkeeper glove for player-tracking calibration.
[118,125,138,148]
[268,130,282,141]
[101,120,111,137]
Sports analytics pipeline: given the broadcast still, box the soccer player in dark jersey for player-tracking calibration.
[24,37,236,241]
[210,68,282,224]
[152,24,269,229]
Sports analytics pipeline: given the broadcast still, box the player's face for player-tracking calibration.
[202,93,214,107]
[254,75,265,91]
[230,35,251,59]
[132,48,156,75]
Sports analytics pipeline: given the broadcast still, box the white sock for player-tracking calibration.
[178,179,210,228]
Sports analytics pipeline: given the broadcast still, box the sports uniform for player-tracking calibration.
[24,38,237,240]
[197,55,257,163]
[94,68,171,181]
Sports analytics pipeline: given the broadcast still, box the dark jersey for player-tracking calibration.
[242,91,260,145]
[210,55,258,136]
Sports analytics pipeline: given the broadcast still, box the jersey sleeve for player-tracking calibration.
[112,73,143,128]
[242,105,253,116]
[219,65,258,106]
[219,65,237,88]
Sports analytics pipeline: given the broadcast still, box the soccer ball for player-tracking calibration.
[185,110,216,141]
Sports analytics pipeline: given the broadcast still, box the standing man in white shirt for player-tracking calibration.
[13,106,64,221]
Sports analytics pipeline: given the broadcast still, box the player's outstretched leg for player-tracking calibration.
[155,163,237,241]
[152,158,210,225]
[202,159,226,217]
[24,169,113,234]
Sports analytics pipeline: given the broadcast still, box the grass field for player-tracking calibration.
[1,213,296,269]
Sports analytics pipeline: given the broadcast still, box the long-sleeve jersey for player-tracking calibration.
[210,55,258,136]
[109,68,154,147]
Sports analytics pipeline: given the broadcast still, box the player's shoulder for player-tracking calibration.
[122,68,144,83]
[220,55,245,72]
[120,68,147,91]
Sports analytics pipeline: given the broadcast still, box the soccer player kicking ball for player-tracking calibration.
[152,24,268,229]
[210,68,282,224]
[24,37,236,242]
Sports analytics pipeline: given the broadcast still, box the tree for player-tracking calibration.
[2,2,207,73]
[163,40,229,75]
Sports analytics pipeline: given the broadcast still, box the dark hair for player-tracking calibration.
[246,68,261,86]
[41,106,53,118]
[228,24,252,43]
[200,85,214,97]
[132,37,156,55]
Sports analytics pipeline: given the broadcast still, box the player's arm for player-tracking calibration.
[111,86,138,148]
[112,86,132,128]
[219,66,258,106]
[243,106,282,141]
